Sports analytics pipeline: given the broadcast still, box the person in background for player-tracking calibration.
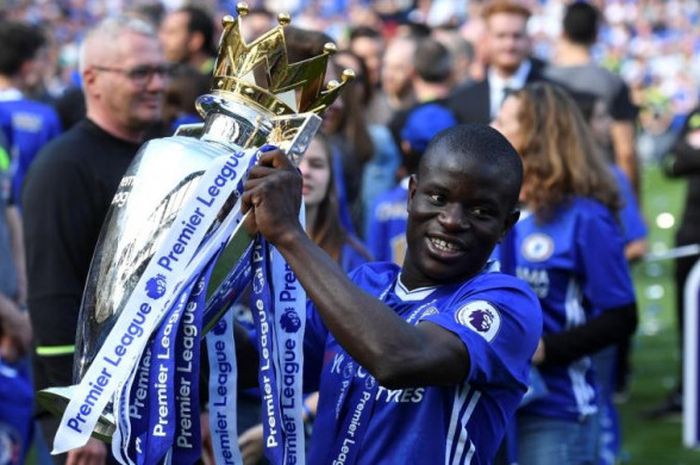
[162,64,210,134]
[380,36,417,116]
[324,50,400,236]
[159,5,216,75]
[433,27,475,86]
[544,2,640,195]
[0,119,32,465]
[448,0,545,125]
[569,91,648,262]
[492,83,637,465]
[0,20,62,207]
[653,104,700,419]
[389,37,456,148]
[347,25,391,125]
[568,89,646,465]
[22,16,168,465]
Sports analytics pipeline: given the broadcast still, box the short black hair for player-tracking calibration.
[563,2,600,46]
[423,124,523,210]
[0,21,45,77]
[179,5,215,56]
[414,38,452,83]
[349,26,382,42]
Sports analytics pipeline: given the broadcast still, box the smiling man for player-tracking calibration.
[22,16,168,465]
[241,124,542,464]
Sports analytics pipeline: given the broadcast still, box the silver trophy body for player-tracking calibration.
[37,94,320,440]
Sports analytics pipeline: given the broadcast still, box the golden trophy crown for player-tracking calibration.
[210,2,354,117]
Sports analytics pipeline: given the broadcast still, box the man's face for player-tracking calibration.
[381,41,414,99]
[350,36,383,87]
[402,149,517,287]
[159,11,190,63]
[93,33,167,131]
[486,12,530,74]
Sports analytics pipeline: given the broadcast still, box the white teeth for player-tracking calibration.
[430,237,460,252]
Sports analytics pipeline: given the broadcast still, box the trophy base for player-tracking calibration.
[37,386,116,443]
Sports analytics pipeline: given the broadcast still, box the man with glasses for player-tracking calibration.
[22,15,167,465]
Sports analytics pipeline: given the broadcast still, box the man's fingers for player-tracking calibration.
[256,149,291,169]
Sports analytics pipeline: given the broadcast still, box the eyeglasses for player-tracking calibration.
[92,64,175,85]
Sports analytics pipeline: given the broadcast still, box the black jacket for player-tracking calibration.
[447,57,547,124]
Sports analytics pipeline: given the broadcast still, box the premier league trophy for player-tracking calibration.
[37,3,352,460]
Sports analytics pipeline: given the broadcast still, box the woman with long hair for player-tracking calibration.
[492,82,637,465]
[322,50,400,236]
[301,132,372,272]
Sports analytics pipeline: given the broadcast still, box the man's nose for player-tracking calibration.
[438,204,468,230]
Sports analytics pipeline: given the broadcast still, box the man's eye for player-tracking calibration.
[471,207,492,218]
[428,193,445,203]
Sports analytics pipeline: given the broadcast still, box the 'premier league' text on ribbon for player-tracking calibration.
[272,252,305,465]
[157,156,243,273]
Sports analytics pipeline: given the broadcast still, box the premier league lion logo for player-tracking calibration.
[280,308,301,333]
[456,300,501,342]
[470,308,495,332]
[252,268,265,294]
[145,274,167,299]
[213,318,227,335]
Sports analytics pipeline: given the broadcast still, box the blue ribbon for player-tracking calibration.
[171,263,212,465]
[250,238,286,464]
[206,308,243,465]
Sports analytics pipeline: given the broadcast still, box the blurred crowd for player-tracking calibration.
[0,1,698,465]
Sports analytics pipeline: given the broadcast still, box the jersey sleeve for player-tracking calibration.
[576,204,636,310]
[422,277,542,391]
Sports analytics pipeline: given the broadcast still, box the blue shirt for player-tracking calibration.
[0,359,34,465]
[502,198,635,421]
[339,239,371,275]
[365,181,408,265]
[0,90,62,204]
[303,262,542,465]
[610,165,647,244]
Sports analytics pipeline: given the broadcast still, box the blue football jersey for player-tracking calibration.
[303,262,542,465]
[504,197,635,421]
[0,91,61,204]
[365,182,408,265]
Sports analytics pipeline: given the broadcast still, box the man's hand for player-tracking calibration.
[65,437,107,465]
[241,149,304,246]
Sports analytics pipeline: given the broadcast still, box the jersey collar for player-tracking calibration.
[394,275,438,301]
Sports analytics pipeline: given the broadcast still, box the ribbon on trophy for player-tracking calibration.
[248,236,306,465]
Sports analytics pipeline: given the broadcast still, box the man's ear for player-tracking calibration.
[501,208,520,239]
[407,174,418,210]
[82,68,98,96]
